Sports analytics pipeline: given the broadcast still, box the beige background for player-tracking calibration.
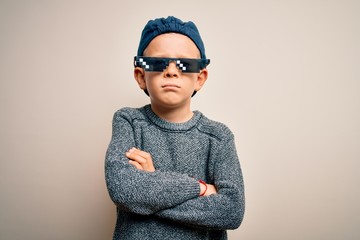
[1,0,359,239]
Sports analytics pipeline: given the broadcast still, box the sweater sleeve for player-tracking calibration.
[105,110,200,215]
[154,135,245,230]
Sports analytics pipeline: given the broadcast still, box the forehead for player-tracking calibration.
[144,33,200,58]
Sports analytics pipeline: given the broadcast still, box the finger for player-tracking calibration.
[205,184,218,196]
[129,160,144,170]
[130,148,152,160]
[127,148,155,172]
[126,148,150,162]
[126,151,147,164]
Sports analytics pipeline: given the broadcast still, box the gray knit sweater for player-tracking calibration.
[105,105,245,240]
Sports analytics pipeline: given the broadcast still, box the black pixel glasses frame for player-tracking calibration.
[134,56,210,73]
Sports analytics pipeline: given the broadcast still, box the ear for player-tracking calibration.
[194,68,208,91]
[134,67,147,90]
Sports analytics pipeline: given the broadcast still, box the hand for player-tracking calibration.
[199,182,218,196]
[126,147,155,172]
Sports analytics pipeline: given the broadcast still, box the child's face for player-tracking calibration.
[134,33,208,109]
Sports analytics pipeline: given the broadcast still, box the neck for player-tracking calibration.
[150,103,193,123]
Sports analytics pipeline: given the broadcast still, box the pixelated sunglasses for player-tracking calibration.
[134,56,210,73]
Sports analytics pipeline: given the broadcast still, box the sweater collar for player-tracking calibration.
[144,104,202,131]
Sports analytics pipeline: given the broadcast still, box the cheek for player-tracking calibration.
[182,74,198,85]
[145,72,163,80]
[144,73,162,89]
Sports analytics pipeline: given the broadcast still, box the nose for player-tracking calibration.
[163,61,180,78]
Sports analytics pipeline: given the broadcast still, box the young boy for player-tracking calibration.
[105,16,245,240]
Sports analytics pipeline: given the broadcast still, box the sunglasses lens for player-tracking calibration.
[134,57,164,71]
[148,58,167,72]
[176,59,200,73]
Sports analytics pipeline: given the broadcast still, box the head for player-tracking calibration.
[133,16,210,108]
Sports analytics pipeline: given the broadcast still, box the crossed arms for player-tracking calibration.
[126,147,217,196]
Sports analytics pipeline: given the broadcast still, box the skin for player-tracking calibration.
[128,33,217,196]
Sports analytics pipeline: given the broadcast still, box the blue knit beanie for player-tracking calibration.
[137,16,206,59]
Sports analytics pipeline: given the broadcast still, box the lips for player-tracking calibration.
[162,84,180,88]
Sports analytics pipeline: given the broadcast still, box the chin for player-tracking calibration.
[152,98,187,108]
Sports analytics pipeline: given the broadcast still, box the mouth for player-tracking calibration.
[162,84,180,88]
